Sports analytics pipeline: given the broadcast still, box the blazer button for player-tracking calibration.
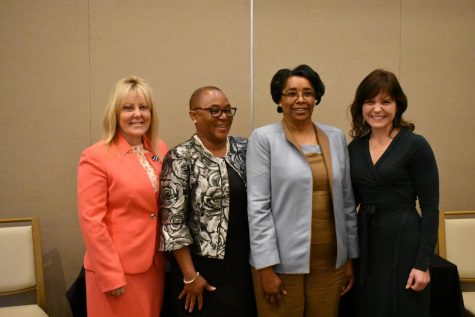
[151,213,156,220]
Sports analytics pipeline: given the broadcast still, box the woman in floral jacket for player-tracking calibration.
[160,86,256,317]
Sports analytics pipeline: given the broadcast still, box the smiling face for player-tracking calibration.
[362,91,397,133]
[189,89,233,147]
[280,76,316,125]
[117,89,151,146]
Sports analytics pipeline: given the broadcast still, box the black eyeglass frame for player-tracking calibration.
[192,106,237,118]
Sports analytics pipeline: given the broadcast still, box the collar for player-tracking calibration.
[281,119,305,154]
[193,134,230,159]
[281,120,334,192]
[115,132,153,155]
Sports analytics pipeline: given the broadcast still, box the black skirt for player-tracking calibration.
[165,163,256,317]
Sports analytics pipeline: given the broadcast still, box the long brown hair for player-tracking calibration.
[349,69,414,138]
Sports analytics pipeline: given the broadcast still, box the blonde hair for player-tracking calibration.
[102,76,159,149]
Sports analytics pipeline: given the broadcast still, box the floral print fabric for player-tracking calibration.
[129,144,159,193]
[160,135,247,259]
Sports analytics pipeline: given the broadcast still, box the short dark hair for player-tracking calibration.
[270,64,325,107]
[349,69,414,138]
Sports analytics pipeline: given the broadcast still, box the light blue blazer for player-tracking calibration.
[247,121,358,273]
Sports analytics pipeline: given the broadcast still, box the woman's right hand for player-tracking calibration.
[259,267,287,308]
[107,286,125,297]
[179,274,216,312]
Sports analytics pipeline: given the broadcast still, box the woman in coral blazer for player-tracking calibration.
[78,76,167,317]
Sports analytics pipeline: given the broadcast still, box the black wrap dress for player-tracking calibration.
[348,128,439,317]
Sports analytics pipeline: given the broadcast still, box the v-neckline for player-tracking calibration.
[365,128,405,169]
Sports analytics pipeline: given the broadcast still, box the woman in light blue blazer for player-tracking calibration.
[247,64,358,317]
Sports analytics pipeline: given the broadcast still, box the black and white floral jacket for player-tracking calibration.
[160,135,247,259]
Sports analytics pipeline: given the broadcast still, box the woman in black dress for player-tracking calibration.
[348,69,439,317]
[160,86,256,317]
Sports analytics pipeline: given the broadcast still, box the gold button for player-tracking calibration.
[151,213,156,219]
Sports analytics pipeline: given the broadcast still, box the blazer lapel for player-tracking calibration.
[282,121,334,197]
[143,137,163,175]
[315,125,334,196]
[115,132,160,200]
[281,120,305,155]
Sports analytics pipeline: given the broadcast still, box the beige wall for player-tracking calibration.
[0,1,474,316]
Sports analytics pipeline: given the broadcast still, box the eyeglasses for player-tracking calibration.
[282,91,315,100]
[192,106,237,118]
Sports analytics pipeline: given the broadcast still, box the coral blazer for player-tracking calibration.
[78,133,167,293]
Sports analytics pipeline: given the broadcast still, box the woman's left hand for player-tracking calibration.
[341,259,355,295]
[405,268,430,291]
[179,275,216,312]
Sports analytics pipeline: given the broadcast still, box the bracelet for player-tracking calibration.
[183,272,200,284]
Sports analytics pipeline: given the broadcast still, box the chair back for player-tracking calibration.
[439,210,475,315]
[439,211,475,281]
[0,218,46,310]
